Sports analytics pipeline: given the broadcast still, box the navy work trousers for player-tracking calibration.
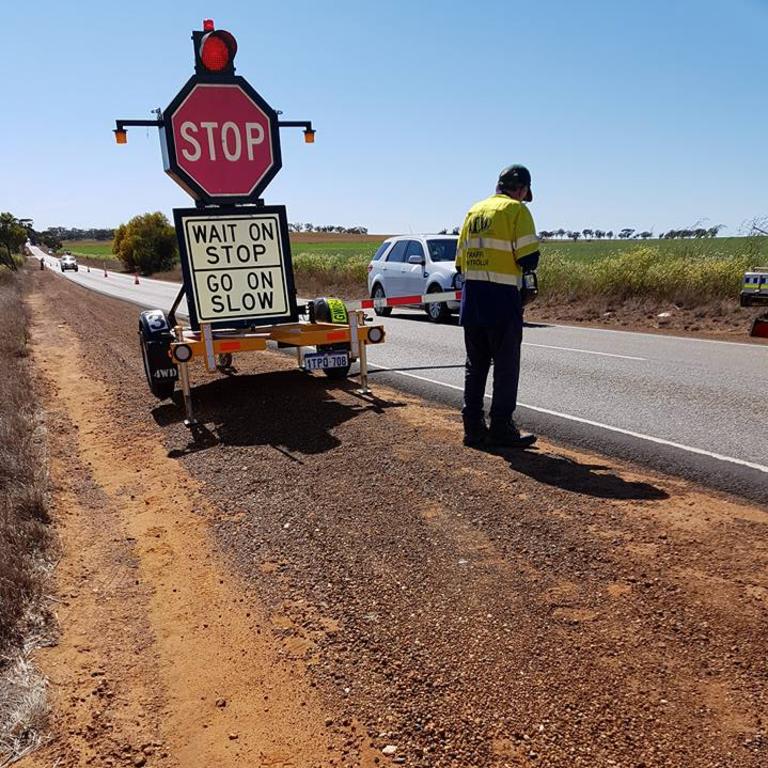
[462,315,523,428]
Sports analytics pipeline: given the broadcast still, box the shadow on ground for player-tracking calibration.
[152,369,404,458]
[497,447,669,500]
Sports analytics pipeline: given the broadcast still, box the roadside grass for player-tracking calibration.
[0,267,52,763]
[293,237,765,303]
[538,245,755,304]
[63,236,767,304]
[539,235,768,264]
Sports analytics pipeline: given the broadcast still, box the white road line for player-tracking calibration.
[550,322,768,350]
[523,342,645,361]
[368,364,768,475]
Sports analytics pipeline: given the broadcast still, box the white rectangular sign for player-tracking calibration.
[177,210,293,327]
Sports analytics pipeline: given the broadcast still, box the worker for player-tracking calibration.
[455,164,540,448]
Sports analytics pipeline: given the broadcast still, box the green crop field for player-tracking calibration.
[63,240,117,260]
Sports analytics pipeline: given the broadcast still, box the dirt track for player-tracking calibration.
[22,268,768,767]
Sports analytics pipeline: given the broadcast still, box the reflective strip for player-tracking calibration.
[514,234,539,250]
[464,270,522,287]
[466,237,514,252]
[466,234,539,255]
[345,290,461,310]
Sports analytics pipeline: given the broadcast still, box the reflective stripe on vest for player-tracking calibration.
[466,236,514,252]
[466,233,539,256]
[464,270,523,287]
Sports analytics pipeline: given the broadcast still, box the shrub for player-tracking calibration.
[113,212,178,274]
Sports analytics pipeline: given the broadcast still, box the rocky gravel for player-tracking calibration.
[31,268,768,767]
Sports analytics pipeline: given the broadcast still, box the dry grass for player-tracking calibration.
[538,245,753,304]
[0,267,52,764]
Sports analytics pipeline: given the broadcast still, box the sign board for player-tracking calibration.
[162,76,282,204]
[173,205,297,330]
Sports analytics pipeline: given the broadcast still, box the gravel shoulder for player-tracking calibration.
[23,268,768,768]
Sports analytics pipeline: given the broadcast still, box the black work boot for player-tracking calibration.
[463,419,489,448]
[489,421,537,449]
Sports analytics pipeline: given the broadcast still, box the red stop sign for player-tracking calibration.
[165,81,281,201]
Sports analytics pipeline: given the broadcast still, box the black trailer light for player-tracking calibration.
[367,326,385,344]
[114,128,127,144]
[173,343,193,363]
[303,128,316,144]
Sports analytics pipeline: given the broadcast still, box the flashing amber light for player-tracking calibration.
[199,30,237,72]
[114,128,127,145]
[203,18,215,31]
[304,129,316,144]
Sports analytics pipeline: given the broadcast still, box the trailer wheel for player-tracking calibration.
[312,297,353,379]
[138,310,178,400]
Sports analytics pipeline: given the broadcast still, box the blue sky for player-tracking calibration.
[2,0,766,235]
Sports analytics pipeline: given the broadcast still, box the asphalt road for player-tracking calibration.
[32,245,768,503]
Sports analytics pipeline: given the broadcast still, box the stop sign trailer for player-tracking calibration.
[114,20,385,434]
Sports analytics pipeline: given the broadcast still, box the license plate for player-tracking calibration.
[303,351,349,371]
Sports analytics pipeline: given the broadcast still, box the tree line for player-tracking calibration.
[538,226,723,241]
[287,223,368,234]
[0,212,73,269]
[41,226,115,242]
[439,225,725,241]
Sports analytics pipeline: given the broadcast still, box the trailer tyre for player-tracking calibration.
[312,297,353,379]
[138,310,178,400]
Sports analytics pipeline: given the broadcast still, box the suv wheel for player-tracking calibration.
[372,284,392,317]
[425,284,450,323]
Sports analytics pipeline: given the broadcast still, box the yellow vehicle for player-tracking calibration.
[740,267,768,307]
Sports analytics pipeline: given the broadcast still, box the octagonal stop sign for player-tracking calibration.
[162,77,282,204]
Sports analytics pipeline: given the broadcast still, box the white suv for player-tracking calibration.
[60,254,79,272]
[366,235,462,322]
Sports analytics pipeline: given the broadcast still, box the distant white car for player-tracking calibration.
[366,235,462,322]
[60,254,79,272]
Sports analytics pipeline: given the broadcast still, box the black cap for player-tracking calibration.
[498,164,533,202]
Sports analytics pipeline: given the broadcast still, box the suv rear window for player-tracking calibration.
[386,240,408,263]
[426,239,457,262]
[372,242,391,261]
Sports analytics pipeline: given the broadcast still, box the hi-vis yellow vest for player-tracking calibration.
[455,194,539,286]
